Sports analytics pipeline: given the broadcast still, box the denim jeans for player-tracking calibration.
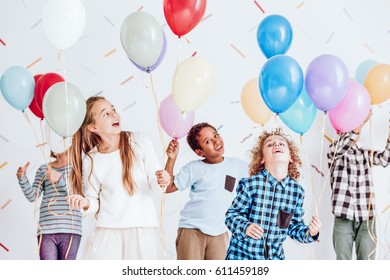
[333,217,376,260]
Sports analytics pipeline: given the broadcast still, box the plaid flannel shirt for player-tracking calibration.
[327,132,390,222]
[225,169,318,260]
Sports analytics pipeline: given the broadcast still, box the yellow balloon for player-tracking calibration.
[241,78,273,125]
[364,63,390,105]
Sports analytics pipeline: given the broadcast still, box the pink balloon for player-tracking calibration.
[328,79,371,133]
[159,94,195,139]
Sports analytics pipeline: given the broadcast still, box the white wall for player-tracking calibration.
[0,0,389,260]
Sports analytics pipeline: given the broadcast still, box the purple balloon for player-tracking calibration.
[159,94,195,139]
[130,31,167,72]
[305,54,349,112]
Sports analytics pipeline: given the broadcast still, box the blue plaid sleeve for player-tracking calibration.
[287,189,318,243]
[225,178,251,239]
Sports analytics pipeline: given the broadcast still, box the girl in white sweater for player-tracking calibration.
[66,96,170,259]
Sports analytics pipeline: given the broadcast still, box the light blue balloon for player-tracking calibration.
[0,65,34,111]
[355,59,379,84]
[259,55,303,114]
[257,14,293,59]
[279,88,317,135]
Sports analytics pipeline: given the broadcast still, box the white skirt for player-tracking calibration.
[83,227,164,260]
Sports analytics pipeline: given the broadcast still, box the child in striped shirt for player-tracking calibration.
[16,149,82,260]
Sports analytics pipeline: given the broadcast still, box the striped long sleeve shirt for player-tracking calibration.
[18,164,82,236]
[327,132,390,221]
[225,169,318,260]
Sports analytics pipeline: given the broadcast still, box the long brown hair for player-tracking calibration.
[249,129,302,180]
[70,96,135,196]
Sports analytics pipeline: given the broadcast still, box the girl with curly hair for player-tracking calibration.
[225,129,321,260]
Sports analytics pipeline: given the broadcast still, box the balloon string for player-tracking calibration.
[300,135,318,217]
[317,134,338,206]
[149,73,166,163]
[317,112,326,198]
[149,72,171,259]
[171,37,183,98]
[169,111,185,140]
[23,111,48,163]
[366,109,382,258]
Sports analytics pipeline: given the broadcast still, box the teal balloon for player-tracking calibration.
[259,55,303,114]
[355,59,379,84]
[279,88,317,135]
[0,65,34,111]
[43,82,86,137]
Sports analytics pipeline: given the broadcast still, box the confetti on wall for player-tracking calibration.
[324,134,332,143]
[30,19,42,30]
[81,65,97,76]
[103,15,115,27]
[343,8,353,21]
[253,1,265,14]
[325,32,335,44]
[120,75,134,85]
[364,42,375,54]
[201,14,212,22]
[0,38,5,46]
[0,134,9,142]
[0,243,9,252]
[230,44,246,59]
[297,2,305,9]
[104,48,117,57]
[26,57,42,69]
[0,162,8,169]
[241,133,253,143]
[123,101,137,111]
[297,25,311,38]
[311,164,324,177]
[1,198,12,210]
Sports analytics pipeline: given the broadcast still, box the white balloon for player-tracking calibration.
[45,121,71,154]
[42,0,86,49]
[173,57,217,112]
[120,11,163,68]
[43,82,86,138]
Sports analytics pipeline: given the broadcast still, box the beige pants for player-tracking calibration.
[176,228,229,260]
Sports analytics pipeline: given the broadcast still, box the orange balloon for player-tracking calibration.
[241,78,273,125]
[364,63,390,105]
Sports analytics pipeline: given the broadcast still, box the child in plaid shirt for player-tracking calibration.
[225,129,321,260]
[328,111,390,260]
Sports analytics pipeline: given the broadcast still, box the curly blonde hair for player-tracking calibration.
[249,129,302,180]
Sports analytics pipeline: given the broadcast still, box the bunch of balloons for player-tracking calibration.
[0,66,86,152]
[242,14,390,135]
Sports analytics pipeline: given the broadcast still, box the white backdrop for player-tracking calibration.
[0,0,389,260]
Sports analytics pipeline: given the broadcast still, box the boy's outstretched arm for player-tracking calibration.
[165,139,179,193]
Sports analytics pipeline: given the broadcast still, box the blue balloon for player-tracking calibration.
[0,65,34,111]
[259,55,303,114]
[279,88,317,135]
[257,14,293,59]
[355,59,379,84]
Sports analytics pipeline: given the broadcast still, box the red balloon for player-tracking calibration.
[163,0,207,37]
[35,73,64,117]
[29,74,44,119]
